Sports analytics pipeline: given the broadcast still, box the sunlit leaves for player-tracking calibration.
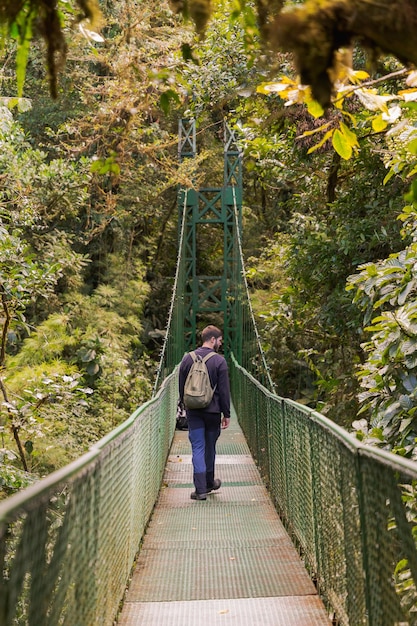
[372,115,388,132]
[230,1,258,62]
[91,153,120,176]
[332,128,352,160]
[78,22,105,43]
[257,76,312,108]
[355,88,396,112]
[306,98,324,119]
[332,122,359,160]
[256,58,417,166]
[0,97,32,112]
[180,9,256,120]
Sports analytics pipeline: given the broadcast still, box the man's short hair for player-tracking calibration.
[201,325,222,343]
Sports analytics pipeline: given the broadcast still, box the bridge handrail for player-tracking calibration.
[0,368,178,626]
[230,353,417,626]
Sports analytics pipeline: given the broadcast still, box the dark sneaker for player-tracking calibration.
[207,479,221,493]
[190,491,207,500]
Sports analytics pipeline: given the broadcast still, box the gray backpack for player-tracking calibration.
[183,351,216,409]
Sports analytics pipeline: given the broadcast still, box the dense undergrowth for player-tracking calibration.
[1,0,417,498]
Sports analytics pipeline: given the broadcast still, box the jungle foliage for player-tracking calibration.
[0,0,417,501]
[0,0,190,495]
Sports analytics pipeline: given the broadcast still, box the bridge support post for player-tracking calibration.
[178,119,243,357]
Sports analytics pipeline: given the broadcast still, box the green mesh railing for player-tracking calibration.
[0,370,178,626]
[231,354,417,626]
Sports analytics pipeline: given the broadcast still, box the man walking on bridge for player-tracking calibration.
[179,325,231,501]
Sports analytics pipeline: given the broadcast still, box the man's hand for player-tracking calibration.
[221,416,230,429]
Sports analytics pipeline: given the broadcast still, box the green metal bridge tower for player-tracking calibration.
[178,119,243,358]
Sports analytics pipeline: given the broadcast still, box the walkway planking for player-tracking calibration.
[118,407,331,625]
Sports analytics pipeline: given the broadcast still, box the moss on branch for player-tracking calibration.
[268,0,417,107]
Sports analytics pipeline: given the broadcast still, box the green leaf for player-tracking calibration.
[332,129,352,160]
[80,348,96,362]
[383,169,395,185]
[24,440,34,454]
[404,179,417,203]
[159,92,169,114]
[408,138,417,155]
[14,8,35,97]
[181,43,199,64]
[398,281,414,306]
[399,416,414,432]
[394,559,409,574]
[159,88,180,114]
[86,362,100,376]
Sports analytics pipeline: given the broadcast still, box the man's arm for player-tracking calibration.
[218,358,231,424]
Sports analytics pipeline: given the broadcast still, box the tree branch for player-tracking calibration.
[333,68,410,106]
[269,0,417,107]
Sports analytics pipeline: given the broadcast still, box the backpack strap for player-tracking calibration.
[203,351,217,392]
[189,351,216,363]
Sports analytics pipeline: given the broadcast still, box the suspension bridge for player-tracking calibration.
[1,120,417,625]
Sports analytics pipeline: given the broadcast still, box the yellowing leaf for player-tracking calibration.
[406,70,417,87]
[351,70,370,81]
[332,128,352,159]
[300,121,332,137]
[356,88,396,112]
[339,122,359,147]
[257,76,296,96]
[306,99,324,118]
[257,82,287,95]
[281,75,297,85]
[399,89,417,102]
[307,129,334,154]
[372,115,388,132]
[341,109,356,124]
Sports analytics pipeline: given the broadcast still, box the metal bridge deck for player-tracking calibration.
[118,411,331,625]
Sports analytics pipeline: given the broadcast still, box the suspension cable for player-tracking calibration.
[231,186,275,392]
[153,190,188,395]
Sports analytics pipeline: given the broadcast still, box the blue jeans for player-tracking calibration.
[188,413,221,494]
